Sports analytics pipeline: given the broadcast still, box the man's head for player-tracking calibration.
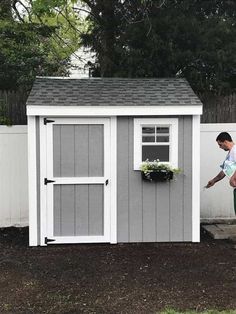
[216,132,234,151]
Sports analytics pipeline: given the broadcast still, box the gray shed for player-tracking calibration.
[27,77,202,246]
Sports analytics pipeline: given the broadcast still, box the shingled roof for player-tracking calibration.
[27,77,202,107]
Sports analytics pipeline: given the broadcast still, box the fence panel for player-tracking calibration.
[200,123,236,219]
[0,90,236,125]
[1,124,236,228]
[0,90,28,125]
[0,126,28,227]
[200,93,236,123]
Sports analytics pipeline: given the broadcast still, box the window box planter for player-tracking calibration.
[140,159,181,182]
[142,170,174,182]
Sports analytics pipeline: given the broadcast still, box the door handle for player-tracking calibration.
[105,179,109,186]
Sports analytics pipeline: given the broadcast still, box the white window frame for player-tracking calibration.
[134,118,178,170]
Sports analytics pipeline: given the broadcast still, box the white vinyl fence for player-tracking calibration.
[200,123,236,219]
[0,123,236,228]
[0,126,28,227]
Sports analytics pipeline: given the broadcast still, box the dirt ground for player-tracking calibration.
[0,227,236,314]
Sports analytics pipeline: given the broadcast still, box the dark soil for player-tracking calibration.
[0,227,236,314]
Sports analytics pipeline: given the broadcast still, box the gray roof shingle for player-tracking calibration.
[27,77,202,107]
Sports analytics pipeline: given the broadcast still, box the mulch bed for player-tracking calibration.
[0,227,236,314]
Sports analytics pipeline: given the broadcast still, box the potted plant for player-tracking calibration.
[140,159,181,182]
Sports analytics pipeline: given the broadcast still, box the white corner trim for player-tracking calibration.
[110,117,117,244]
[192,115,200,242]
[28,116,38,246]
[27,105,202,117]
[39,117,48,246]
[133,118,179,170]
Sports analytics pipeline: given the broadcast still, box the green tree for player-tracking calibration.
[0,0,82,90]
[80,0,236,94]
[2,0,235,94]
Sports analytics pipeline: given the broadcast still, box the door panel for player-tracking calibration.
[53,184,104,237]
[53,124,104,177]
[45,118,110,244]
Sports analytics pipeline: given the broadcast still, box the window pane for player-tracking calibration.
[156,127,169,134]
[156,135,169,142]
[142,135,155,142]
[142,145,169,162]
[142,127,155,134]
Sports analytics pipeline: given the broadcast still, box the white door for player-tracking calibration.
[43,118,111,244]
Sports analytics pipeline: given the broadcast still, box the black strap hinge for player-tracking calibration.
[45,237,55,244]
[44,118,55,125]
[44,178,55,185]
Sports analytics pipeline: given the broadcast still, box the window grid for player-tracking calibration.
[142,125,170,145]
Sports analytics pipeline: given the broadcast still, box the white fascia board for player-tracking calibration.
[27,105,202,116]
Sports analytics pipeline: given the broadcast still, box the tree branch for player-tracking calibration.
[54,7,83,35]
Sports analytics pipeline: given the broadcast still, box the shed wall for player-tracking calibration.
[117,116,193,242]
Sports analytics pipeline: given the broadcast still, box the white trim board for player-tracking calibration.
[192,115,201,242]
[27,105,202,116]
[110,117,117,244]
[28,116,38,246]
[39,117,48,246]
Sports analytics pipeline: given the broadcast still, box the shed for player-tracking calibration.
[27,77,202,246]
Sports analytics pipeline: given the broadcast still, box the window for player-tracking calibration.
[134,118,178,170]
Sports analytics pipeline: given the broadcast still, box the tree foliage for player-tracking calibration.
[81,0,236,94]
[1,0,235,94]
[0,0,82,90]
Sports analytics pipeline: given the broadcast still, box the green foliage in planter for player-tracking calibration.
[140,159,181,181]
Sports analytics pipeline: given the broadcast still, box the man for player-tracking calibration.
[206,132,236,214]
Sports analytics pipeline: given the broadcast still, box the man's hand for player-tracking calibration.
[206,179,215,188]
[206,171,225,188]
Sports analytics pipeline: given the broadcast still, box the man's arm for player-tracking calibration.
[206,170,225,188]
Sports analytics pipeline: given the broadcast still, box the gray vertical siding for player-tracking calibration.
[53,184,104,236]
[117,116,192,242]
[53,124,104,177]
[52,123,105,237]
[37,116,192,244]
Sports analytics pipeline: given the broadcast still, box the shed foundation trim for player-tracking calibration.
[27,105,202,116]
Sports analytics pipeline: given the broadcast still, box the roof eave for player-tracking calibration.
[27,105,202,116]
